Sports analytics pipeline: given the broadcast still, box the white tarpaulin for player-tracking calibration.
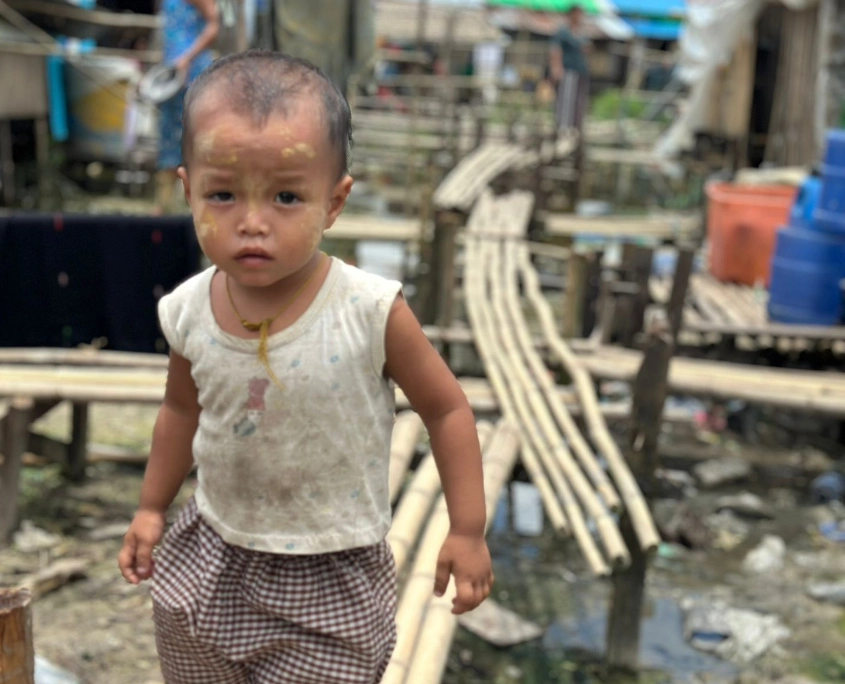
[654,0,819,160]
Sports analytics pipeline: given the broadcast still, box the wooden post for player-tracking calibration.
[562,252,587,339]
[0,119,14,206]
[0,588,35,684]
[66,401,89,482]
[34,116,51,210]
[0,397,33,545]
[606,247,694,670]
[433,211,462,330]
[580,251,603,338]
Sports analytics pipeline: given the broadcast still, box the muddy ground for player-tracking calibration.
[2,404,845,684]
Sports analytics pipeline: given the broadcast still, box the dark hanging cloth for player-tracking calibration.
[0,213,200,353]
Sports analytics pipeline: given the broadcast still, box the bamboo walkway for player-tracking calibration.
[651,272,845,344]
[463,190,659,581]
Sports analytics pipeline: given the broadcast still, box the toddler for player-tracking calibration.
[118,50,492,684]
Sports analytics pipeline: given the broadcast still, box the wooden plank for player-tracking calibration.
[544,213,699,240]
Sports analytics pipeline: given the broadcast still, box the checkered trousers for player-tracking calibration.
[150,498,397,683]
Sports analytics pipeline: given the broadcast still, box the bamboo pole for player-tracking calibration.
[462,200,609,575]
[500,241,621,511]
[403,421,521,684]
[0,588,35,684]
[388,422,493,574]
[518,247,660,553]
[482,239,627,568]
[382,420,520,684]
[389,412,425,504]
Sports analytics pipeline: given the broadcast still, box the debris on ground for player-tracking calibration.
[805,582,845,606]
[705,511,750,551]
[818,520,845,543]
[742,535,786,574]
[681,597,791,663]
[694,457,752,489]
[14,521,62,554]
[659,502,710,549]
[810,471,845,504]
[87,522,130,542]
[716,492,775,520]
[23,558,91,600]
[457,599,544,647]
[36,657,81,684]
[510,482,544,537]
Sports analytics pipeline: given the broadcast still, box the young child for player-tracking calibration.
[118,50,492,683]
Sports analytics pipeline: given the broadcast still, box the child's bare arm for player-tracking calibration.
[384,297,492,614]
[118,352,199,584]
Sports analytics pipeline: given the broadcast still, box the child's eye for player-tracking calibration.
[208,191,234,203]
[276,192,300,205]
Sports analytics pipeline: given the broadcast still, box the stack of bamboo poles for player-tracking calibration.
[383,419,520,684]
[463,190,660,574]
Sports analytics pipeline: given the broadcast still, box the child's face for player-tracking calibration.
[178,94,352,289]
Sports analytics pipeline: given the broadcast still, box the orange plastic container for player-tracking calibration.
[706,182,797,286]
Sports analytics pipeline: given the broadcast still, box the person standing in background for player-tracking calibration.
[154,0,219,215]
[549,5,590,133]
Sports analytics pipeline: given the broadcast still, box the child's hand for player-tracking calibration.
[118,509,166,585]
[434,531,494,615]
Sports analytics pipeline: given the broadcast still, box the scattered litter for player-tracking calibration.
[706,510,750,551]
[682,597,791,663]
[87,522,130,542]
[810,472,845,504]
[457,598,544,647]
[806,582,845,606]
[660,502,710,549]
[510,482,544,537]
[818,520,845,543]
[657,542,689,560]
[35,656,80,684]
[716,492,774,520]
[694,457,751,489]
[742,535,786,574]
[14,521,62,553]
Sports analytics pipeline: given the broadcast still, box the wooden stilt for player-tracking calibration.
[0,119,14,206]
[34,116,51,210]
[0,397,33,544]
[0,588,35,684]
[66,401,89,482]
[606,248,694,669]
[563,252,587,339]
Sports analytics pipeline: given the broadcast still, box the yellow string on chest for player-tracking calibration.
[225,253,326,390]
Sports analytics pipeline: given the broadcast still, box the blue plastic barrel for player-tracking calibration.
[768,226,845,325]
[790,174,823,229]
[817,129,845,217]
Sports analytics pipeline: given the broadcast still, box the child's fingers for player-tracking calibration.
[434,555,452,597]
[451,578,476,614]
[135,539,155,579]
[118,536,139,584]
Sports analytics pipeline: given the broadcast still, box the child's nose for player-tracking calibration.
[238,208,270,236]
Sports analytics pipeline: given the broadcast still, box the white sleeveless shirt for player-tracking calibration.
[157,258,402,554]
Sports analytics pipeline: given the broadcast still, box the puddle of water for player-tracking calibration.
[446,492,739,684]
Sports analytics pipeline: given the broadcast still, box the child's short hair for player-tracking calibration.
[181,50,352,178]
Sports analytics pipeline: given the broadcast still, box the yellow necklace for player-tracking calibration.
[225,252,327,389]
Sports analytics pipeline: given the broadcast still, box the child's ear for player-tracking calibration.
[177,166,191,204]
[324,175,353,230]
